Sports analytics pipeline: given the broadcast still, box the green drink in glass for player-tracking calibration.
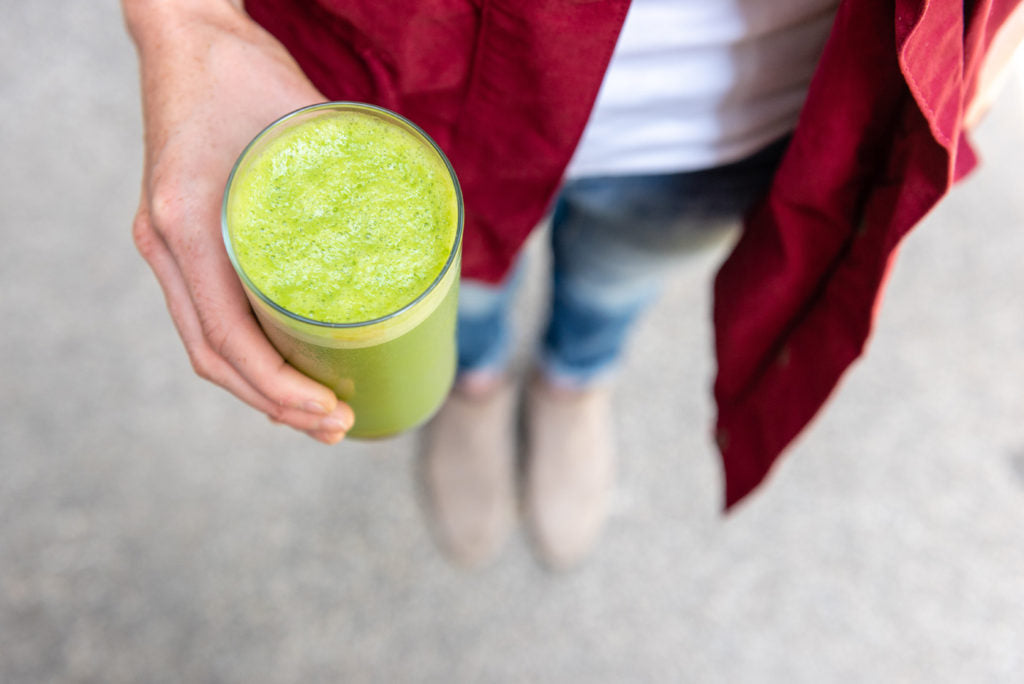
[223,102,463,438]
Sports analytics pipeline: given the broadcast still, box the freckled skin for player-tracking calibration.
[229,111,457,323]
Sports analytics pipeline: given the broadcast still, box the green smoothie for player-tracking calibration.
[223,103,463,438]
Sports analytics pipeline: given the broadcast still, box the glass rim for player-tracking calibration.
[221,101,465,330]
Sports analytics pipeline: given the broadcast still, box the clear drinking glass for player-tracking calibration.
[222,102,464,438]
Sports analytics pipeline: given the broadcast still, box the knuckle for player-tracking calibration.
[186,346,217,383]
[265,403,288,423]
[201,316,235,361]
[148,182,187,233]
[131,211,160,261]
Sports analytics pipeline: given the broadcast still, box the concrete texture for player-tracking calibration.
[3,2,1024,682]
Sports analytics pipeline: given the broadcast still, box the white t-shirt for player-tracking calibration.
[564,0,840,178]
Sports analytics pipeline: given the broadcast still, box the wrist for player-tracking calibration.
[122,0,244,48]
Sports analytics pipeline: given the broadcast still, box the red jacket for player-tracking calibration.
[247,0,1022,508]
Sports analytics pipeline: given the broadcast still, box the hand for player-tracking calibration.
[124,0,353,443]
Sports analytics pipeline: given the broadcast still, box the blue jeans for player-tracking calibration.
[457,137,789,386]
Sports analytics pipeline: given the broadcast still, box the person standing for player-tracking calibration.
[123,0,1023,569]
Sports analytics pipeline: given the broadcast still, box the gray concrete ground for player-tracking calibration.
[3,3,1024,682]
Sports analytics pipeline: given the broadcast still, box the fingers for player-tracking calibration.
[193,277,341,415]
[133,204,355,437]
[149,185,342,416]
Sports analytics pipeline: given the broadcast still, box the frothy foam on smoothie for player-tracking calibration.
[228,111,458,324]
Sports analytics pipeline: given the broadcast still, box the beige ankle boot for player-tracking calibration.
[419,380,517,568]
[524,376,614,570]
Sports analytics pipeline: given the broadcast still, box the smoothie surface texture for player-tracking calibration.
[228,110,458,324]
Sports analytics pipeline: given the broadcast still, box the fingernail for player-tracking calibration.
[300,400,330,415]
[308,430,343,445]
[319,416,350,432]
